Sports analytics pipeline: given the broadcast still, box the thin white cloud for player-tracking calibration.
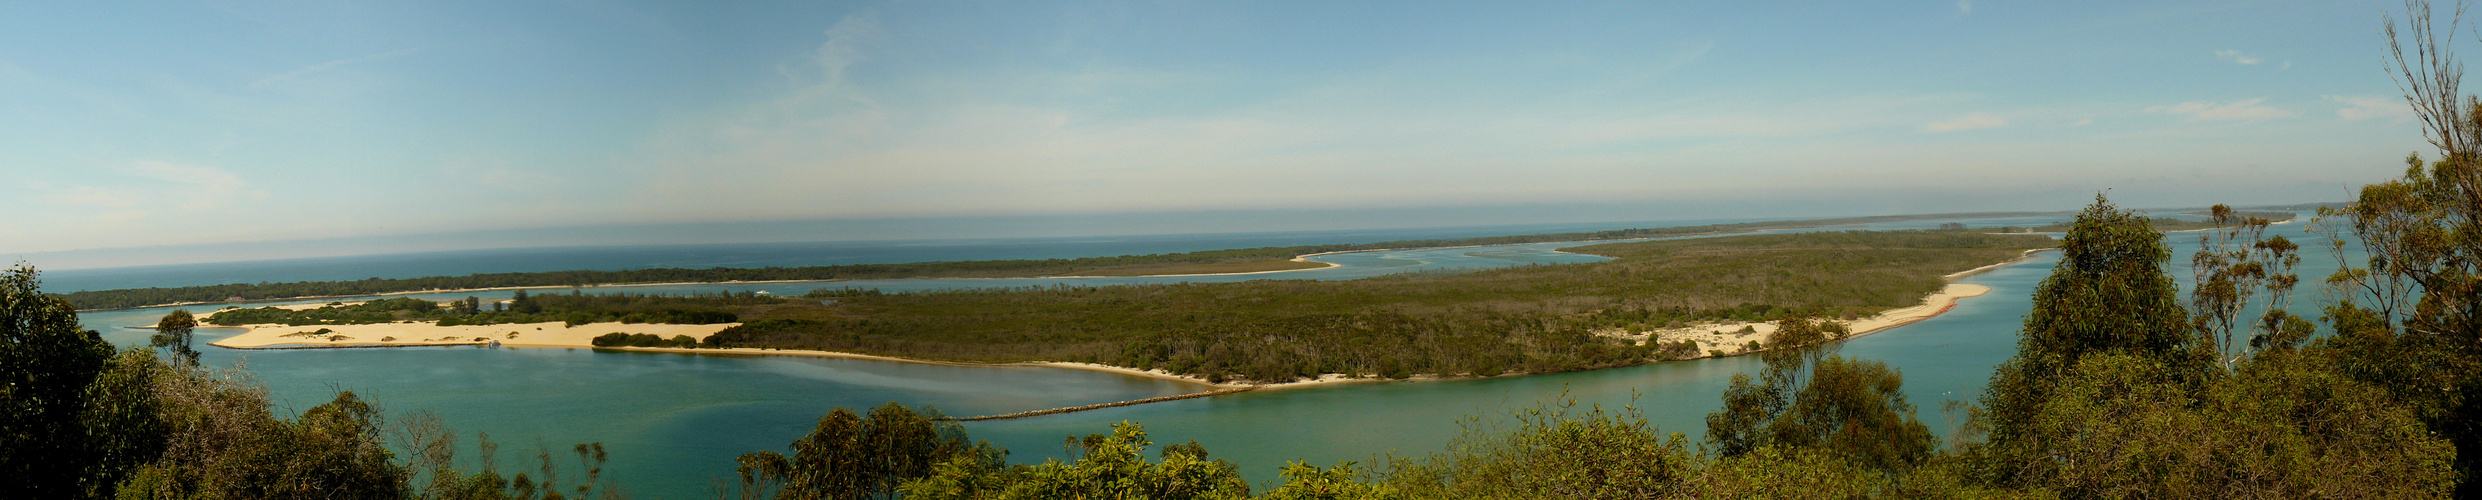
[43,185,141,209]
[2214,50,2262,65]
[813,14,881,86]
[33,161,265,233]
[249,48,420,89]
[2147,98,2291,122]
[1925,112,2007,132]
[2325,95,2413,123]
[126,160,267,210]
[1956,0,1972,14]
[2071,118,2094,126]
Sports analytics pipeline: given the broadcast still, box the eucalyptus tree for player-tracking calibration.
[151,309,199,366]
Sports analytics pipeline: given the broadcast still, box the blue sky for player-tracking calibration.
[0,0,2438,262]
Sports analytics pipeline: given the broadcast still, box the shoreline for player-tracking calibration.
[1944,248,2052,279]
[198,248,2042,392]
[162,231,2060,418]
[176,243,2051,422]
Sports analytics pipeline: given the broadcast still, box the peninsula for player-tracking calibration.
[188,229,2056,385]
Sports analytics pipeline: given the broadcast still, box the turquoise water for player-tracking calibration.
[73,212,2342,499]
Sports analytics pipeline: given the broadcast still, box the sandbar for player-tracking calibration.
[207,318,738,350]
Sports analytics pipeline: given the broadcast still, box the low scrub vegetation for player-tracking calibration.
[709,230,2051,382]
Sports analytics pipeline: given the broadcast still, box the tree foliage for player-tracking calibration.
[1705,316,1932,473]
[1382,396,1695,500]
[900,421,1252,500]
[1975,196,2210,487]
[731,403,993,500]
[0,262,116,498]
[151,309,199,366]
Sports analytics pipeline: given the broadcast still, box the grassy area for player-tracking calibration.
[57,212,2051,310]
[710,230,2055,382]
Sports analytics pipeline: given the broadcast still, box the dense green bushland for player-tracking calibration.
[202,290,773,328]
[57,212,2048,311]
[20,4,2482,496]
[589,333,702,348]
[704,230,2052,382]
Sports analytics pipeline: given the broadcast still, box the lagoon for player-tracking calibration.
[71,211,2335,498]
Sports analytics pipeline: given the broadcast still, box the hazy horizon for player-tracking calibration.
[15,196,2331,271]
[5,1,2417,263]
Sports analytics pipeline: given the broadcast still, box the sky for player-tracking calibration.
[0,0,2444,267]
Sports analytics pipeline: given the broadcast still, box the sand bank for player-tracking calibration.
[207,320,739,349]
[1633,282,1993,358]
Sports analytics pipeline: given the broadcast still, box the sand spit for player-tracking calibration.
[207,320,738,350]
[1629,283,1993,358]
[186,244,2045,420]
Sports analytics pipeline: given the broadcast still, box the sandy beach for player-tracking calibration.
[1630,283,1992,357]
[207,317,740,350]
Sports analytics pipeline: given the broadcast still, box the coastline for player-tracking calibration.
[199,248,2041,392]
[1944,248,2052,280]
[166,232,2060,410]
[172,241,2053,422]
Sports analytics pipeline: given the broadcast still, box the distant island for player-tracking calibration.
[2010,209,2297,234]
[58,212,2054,311]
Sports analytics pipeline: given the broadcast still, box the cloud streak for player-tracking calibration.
[1925,112,2007,132]
[2325,95,2413,122]
[2214,50,2262,65]
[2148,98,2290,122]
[249,48,421,89]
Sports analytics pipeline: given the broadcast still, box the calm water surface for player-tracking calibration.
[75,212,2343,498]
